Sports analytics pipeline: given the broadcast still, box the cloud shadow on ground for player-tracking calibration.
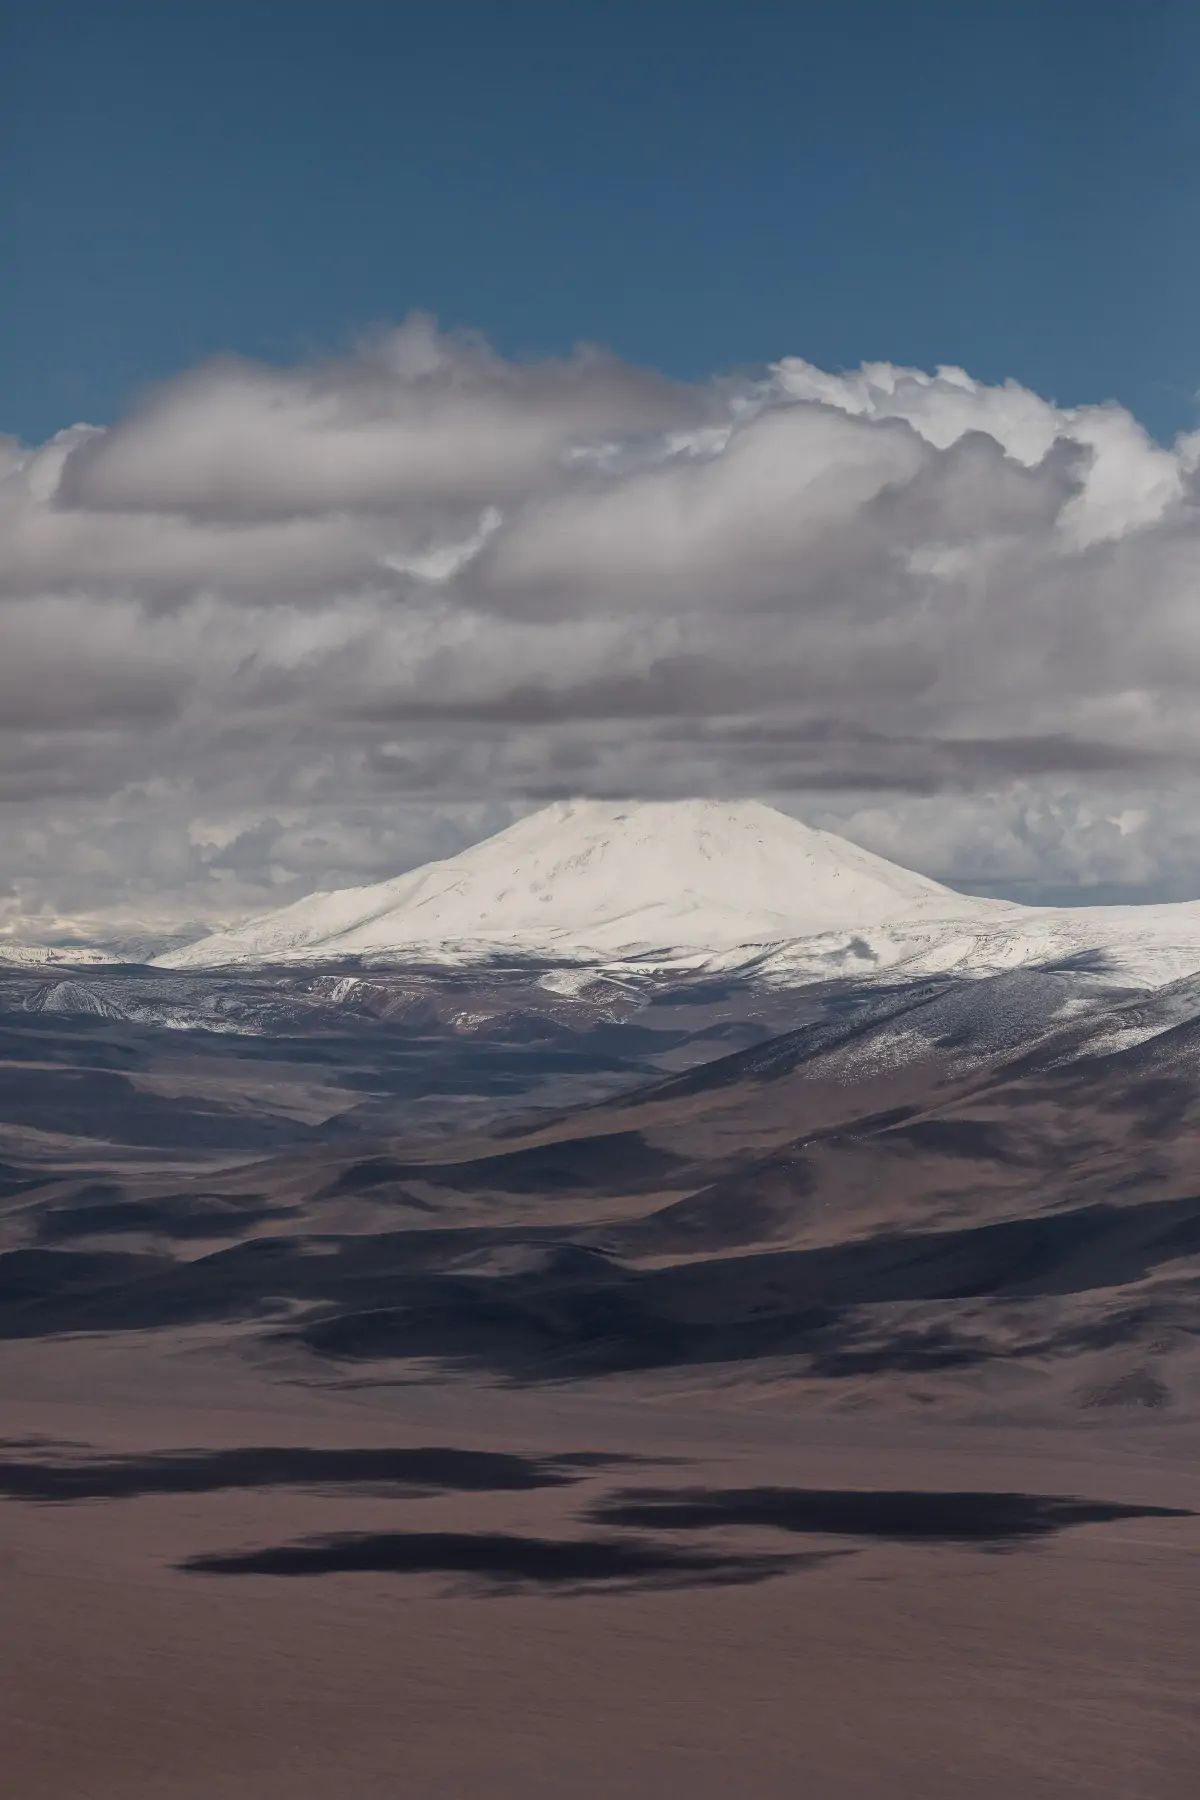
[588,1487,1194,1544]
[0,1443,637,1503]
[179,1528,818,1592]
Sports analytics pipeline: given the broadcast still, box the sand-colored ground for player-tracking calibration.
[2,1335,1197,1800]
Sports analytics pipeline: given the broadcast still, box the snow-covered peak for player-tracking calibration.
[157,798,990,970]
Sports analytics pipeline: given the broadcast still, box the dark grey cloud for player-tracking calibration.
[4,320,1200,933]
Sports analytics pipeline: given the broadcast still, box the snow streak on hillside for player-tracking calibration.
[0,945,117,968]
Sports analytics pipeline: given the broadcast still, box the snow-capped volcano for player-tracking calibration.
[158,799,987,970]
[155,797,1200,988]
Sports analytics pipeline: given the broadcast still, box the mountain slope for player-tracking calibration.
[158,799,992,969]
[7,959,1200,1410]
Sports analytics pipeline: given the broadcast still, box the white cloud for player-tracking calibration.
[59,315,698,519]
[4,315,1200,934]
[773,357,1183,543]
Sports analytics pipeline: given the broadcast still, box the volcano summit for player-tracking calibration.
[157,799,987,970]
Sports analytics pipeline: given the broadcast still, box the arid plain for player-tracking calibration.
[2,956,1198,1797]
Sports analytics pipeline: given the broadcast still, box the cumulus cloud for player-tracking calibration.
[59,314,699,519]
[3,313,1200,934]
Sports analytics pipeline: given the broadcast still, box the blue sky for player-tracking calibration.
[3,0,1198,447]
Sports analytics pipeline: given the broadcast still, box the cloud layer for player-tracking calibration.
[3,314,1200,936]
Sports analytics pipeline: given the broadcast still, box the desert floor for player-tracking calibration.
[2,1333,1197,1800]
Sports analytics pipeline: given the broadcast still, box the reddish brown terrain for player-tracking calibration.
[2,959,1198,1795]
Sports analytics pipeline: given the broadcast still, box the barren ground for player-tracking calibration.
[3,1332,1196,1800]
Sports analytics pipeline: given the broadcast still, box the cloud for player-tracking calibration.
[58,314,700,519]
[4,316,1200,932]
